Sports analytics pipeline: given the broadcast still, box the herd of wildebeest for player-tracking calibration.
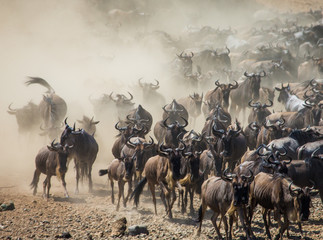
[6,6,323,240]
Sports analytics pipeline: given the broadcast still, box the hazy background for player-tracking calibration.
[0,0,313,194]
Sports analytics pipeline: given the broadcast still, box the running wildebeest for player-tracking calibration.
[30,140,73,199]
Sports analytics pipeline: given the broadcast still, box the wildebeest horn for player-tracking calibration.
[127,136,138,147]
[159,142,173,154]
[248,122,260,131]
[289,181,302,197]
[150,79,160,89]
[258,70,266,77]
[248,99,260,108]
[263,99,273,108]
[310,78,317,87]
[222,168,236,182]
[109,92,117,102]
[264,120,276,130]
[244,71,254,77]
[277,117,285,126]
[304,98,315,108]
[125,92,133,101]
[7,103,17,114]
[143,136,154,147]
[241,169,254,182]
[163,117,172,129]
[48,139,61,151]
[190,52,194,57]
[283,155,292,164]
[303,89,314,99]
[256,144,271,156]
[138,77,144,87]
[228,80,238,89]
[214,80,221,87]
[176,138,186,152]
[212,125,225,137]
[226,46,230,55]
[311,147,322,159]
[179,117,188,128]
[177,51,184,58]
[115,121,127,131]
[275,83,283,91]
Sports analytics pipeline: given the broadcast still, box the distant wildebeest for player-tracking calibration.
[25,77,67,139]
[7,101,41,134]
[177,93,203,127]
[162,99,189,125]
[60,119,99,194]
[126,104,153,134]
[99,154,135,211]
[230,71,266,120]
[243,122,260,150]
[77,115,99,136]
[30,140,73,199]
[109,91,135,119]
[137,78,166,108]
[247,99,273,124]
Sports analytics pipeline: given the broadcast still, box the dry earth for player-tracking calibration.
[1,0,323,239]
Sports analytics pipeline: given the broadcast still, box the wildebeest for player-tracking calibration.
[177,93,203,127]
[77,115,99,136]
[162,99,189,124]
[249,172,318,239]
[194,47,232,72]
[25,77,67,139]
[177,51,194,76]
[126,104,153,134]
[137,78,166,108]
[267,128,322,159]
[275,83,306,112]
[7,101,41,134]
[247,99,273,124]
[230,71,266,120]
[243,122,260,150]
[60,119,99,193]
[297,140,323,159]
[213,121,247,172]
[256,118,287,146]
[30,140,72,199]
[197,169,254,240]
[130,143,186,218]
[109,91,135,119]
[99,155,135,211]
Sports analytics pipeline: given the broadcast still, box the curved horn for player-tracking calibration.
[138,77,144,87]
[244,71,254,77]
[143,136,154,147]
[259,70,266,77]
[115,121,127,131]
[263,99,273,108]
[177,51,184,58]
[248,99,259,108]
[212,125,225,137]
[125,92,133,101]
[226,46,230,55]
[241,169,254,182]
[179,117,188,128]
[256,144,271,156]
[228,80,238,89]
[214,80,221,87]
[289,181,301,197]
[248,122,260,131]
[311,147,322,159]
[222,168,236,182]
[310,79,317,87]
[277,117,285,126]
[7,103,17,114]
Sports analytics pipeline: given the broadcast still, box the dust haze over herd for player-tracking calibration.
[0,0,318,192]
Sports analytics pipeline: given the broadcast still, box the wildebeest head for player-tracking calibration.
[248,99,273,123]
[77,116,99,136]
[47,139,73,175]
[289,182,319,221]
[159,142,186,181]
[177,52,194,75]
[123,152,135,181]
[184,150,202,183]
[190,93,203,112]
[7,101,41,133]
[60,118,76,146]
[215,80,238,108]
[275,83,291,103]
[163,117,188,146]
[126,136,154,172]
[244,71,266,100]
[222,168,254,206]
[138,78,160,92]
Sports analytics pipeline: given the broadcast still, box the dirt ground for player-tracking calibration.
[1,0,323,239]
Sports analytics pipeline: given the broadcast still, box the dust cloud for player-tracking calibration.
[0,0,277,194]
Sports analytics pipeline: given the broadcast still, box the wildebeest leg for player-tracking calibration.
[197,203,207,235]
[31,169,41,196]
[262,208,272,239]
[189,186,194,213]
[116,180,124,211]
[124,180,132,207]
[148,182,157,215]
[61,173,69,198]
[237,207,254,240]
[229,213,234,239]
[222,213,230,240]
[274,212,283,240]
[42,178,48,199]
[159,181,171,218]
[88,163,93,193]
[319,190,323,204]
[110,178,115,204]
[176,182,185,213]
[75,162,80,194]
[211,212,222,239]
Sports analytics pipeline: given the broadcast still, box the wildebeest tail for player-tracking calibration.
[130,177,147,207]
[197,204,203,222]
[25,77,54,93]
[99,169,108,176]
[30,170,38,190]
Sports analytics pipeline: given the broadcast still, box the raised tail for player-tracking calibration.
[25,77,54,93]
[99,169,108,176]
[130,177,147,207]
